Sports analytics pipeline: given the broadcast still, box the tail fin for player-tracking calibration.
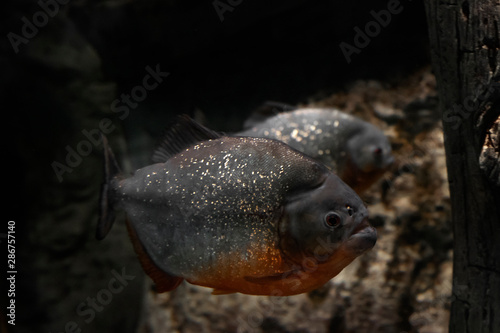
[96,133,121,240]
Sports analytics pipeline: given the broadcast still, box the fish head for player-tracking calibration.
[280,173,377,264]
[346,130,394,173]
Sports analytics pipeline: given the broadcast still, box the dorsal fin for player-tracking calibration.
[151,114,222,163]
[242,101,297,129]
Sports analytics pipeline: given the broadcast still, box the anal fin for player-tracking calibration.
[126,219,183,293]
[244,269,303,285]
[212,289,237,295]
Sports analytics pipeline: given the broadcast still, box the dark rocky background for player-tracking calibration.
[2,0,451,332]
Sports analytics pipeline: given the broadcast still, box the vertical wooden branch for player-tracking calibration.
[424,0,500,332]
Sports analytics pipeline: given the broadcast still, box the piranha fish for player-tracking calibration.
[237,103,394,193]
[97,115,377,296]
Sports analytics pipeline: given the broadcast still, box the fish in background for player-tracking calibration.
[97,115,377,296]
[237,102,394,193]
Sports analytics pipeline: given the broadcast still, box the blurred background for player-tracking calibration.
[3,0,452,332]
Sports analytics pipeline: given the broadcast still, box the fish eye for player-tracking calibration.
[346,205,354,216]
[324,212,342,228]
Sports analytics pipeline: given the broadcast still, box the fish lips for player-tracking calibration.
[381,154,395,171]
[345,218,377,255]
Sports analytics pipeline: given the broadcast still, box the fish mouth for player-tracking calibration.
[345,218,377,255]
[384,155,395,168]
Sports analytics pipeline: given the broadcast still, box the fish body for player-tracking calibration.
[98,116,377,296]
[238,107,394,193]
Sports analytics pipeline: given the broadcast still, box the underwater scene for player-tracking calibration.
[6,0,499,333]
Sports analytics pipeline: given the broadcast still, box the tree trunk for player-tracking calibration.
[423,1,500,332]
